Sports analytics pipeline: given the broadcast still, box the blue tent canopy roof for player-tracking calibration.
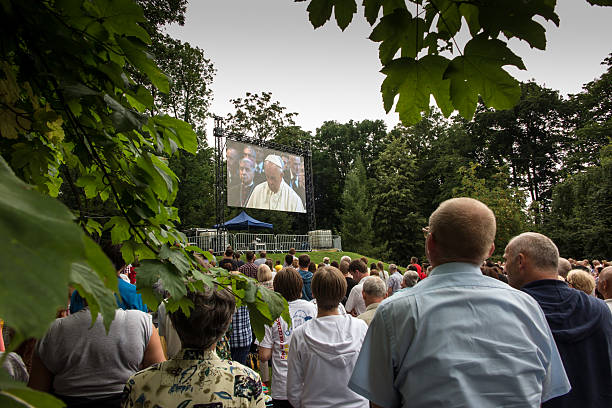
[213,211,273,230]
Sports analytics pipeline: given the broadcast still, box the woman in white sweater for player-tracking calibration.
[287,266,369,408]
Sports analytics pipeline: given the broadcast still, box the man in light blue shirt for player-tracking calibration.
[348,197,570,408]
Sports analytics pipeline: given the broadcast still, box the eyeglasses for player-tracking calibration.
[422,227,430,239]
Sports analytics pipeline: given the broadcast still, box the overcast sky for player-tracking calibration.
[165,0,612,136]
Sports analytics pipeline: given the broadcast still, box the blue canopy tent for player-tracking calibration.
[213,210,273,231]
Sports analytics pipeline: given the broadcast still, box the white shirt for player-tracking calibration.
[260,299,317,400]
[246,179,305,213]
[287,315,369,408]
[345,277,372,316]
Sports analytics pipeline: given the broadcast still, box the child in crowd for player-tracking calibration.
[287,266,369,408]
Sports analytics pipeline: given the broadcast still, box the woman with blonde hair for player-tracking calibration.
[567,269,596,296]
[257,264,274,290]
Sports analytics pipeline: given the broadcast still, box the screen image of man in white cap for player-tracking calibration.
[246,154,306,213]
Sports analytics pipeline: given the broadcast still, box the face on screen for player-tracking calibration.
[289,156,301,174]
[243,147,257,164]
[264,161,282,193]
[239,159,255,185]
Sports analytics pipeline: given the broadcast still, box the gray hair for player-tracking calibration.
[389,264,397,272]
[362,277,387,299]
[340,255,352,264]
[507,232,559,271]
[403,270,419,287]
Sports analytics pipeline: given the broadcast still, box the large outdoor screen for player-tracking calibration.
[226,140,306,213]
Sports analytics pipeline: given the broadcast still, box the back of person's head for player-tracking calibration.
[275,260,280,265]
[507,232,559,272]
[403,270,419,287]
[169,287,235,350]
[265,259,274,270]
[225,248,234,258]
[289,248,296,255]
[308,262,317,273]
[557,257,572,278]
[257,264,273,283]
[318,262,326,270]
[340,255,352,264]
[339,260,350,275]
[363,276,386,299]
[274,267,303,301]
[410,256,418,264]
[260,251,267,258]
[312,266,347,310]
[389,264,397,273]
[377,261,384,271]
[429,197,496,264]
[285,254,294,265]
[298,254,310,269]
[360,256,368,265]
[407,264,418,272]
[323,257,330,264]
[349,259,367,275]
[234,251,241,260]
[102,241,126,271]
[330,260,339,268]
[246,251,255,262]
[567,269,595,295]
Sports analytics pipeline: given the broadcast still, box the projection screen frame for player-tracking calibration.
[213,116,316,231]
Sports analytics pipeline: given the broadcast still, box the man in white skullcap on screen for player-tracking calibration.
[246,154,306,213]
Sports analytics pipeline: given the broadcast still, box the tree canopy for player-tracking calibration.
[297,0,612,124]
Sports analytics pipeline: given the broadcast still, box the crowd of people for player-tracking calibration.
[1,197,611,407]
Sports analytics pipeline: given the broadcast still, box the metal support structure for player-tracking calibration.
[304,138,316,231]
[213,116,226,234]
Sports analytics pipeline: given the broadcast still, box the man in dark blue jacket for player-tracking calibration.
[504,232,612,408]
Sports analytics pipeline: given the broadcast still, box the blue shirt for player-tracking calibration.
[348,262,570,408]
[300,269,313,301]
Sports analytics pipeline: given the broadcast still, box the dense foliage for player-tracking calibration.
[0,1,289,406]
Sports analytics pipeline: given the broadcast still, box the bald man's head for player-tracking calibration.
[557,257,572,279]
[597,266,612,299]
[428,197,496,266]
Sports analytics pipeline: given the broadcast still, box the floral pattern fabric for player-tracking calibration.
[122,348,264,408]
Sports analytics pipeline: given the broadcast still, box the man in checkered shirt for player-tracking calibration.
[239,251,259,279]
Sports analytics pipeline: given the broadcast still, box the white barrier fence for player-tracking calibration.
[186,231,341,254]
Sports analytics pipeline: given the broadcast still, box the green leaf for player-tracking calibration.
[363,0,406,25]
[458,3,480,36]
[444,37,525,119]
[185,246,214,263]
[433,0,462,39]
[369,9,425,64]
[0,371,64,407]
[75,174,98,199]
[0,155,84,340]
[380,56,453,124]
[153,115,198,154]
[105,216,132,243]
[117,36,169,93]
[166,296,194,316]
[137,259,187,300]
[69,262,117,333]
[159,244,191,275]
[478,0,560,49]
[307,0,334,28]
[334,0,357,30]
